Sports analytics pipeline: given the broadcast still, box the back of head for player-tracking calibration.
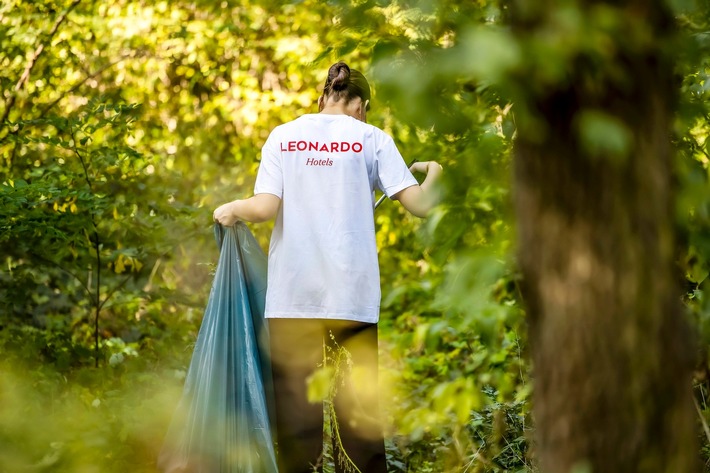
[323,61,371,106]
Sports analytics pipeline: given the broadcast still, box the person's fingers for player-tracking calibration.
[409,161,429,173]
[213,203,232,225]
[212,207,238,226]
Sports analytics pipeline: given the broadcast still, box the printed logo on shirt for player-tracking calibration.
[280,141,363,153]
[305,157,333,166]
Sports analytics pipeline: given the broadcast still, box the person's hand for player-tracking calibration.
[213,202,239,226]
[410,161,442,174]
[395,161,444,217]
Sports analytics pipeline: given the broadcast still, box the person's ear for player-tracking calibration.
[360,99,369,122]
[318,95,325,111]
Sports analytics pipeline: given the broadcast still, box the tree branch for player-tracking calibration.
[93,230,101,368]
[38,53,137,119]
[0,52,139,174]
[0,0,82,127]
[99,273,135,312]
[71,129,93,191]
[27,250,92,299]
[694,396,710,447]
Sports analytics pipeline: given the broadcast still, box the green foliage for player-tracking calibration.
[1,97,194,366]
[1,0,710,471]
[675,4,710,464]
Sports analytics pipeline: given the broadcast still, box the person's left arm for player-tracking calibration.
[375,132,443,217]
[392,161,443,218]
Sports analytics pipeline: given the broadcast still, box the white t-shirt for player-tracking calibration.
[254,113,418,323]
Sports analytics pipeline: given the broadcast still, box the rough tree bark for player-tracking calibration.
[508,1,699,471]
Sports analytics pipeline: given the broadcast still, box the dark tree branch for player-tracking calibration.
[71,129,93,191]
[93,229,101,368]
[28,250,92,299]
[69,127,102,367]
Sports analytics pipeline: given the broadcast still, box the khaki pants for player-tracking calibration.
[268,318,387,473]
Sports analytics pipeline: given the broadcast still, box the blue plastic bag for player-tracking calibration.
[158,223,277,473]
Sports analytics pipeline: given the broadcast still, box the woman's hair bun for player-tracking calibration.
[328,62,350,91]
[322,61,369,104]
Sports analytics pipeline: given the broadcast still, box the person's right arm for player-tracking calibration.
[392,161,443,218]
[213,193,281,226]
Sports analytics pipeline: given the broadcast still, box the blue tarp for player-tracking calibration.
[158,223,278,473]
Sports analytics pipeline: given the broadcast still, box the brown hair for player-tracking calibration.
[322,61,371,109]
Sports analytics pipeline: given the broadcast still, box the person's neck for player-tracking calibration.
[319,103,349,116]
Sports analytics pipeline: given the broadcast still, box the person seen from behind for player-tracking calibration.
[213,61,443,473]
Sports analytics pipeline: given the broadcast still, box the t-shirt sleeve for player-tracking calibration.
[376,132,418,198]
[254,133,283,198]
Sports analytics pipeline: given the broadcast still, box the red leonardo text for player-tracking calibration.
[280,141,363,153]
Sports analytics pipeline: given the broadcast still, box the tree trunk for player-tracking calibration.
[509,1,699,471]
